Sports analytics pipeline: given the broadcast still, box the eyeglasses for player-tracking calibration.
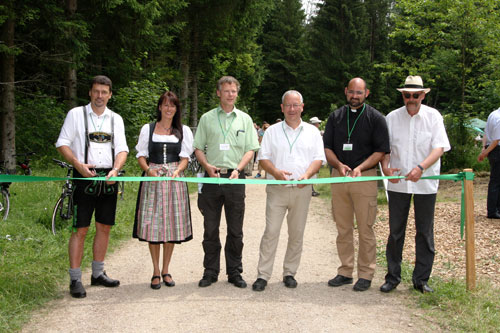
[283,104,302,109]
[403,92,421,99]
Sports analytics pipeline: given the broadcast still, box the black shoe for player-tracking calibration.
[353,278,371,291]
[283,275,297,288]
[198,275,218,287]
[487,212,500,219]
[312,191,320,197]
[162,273,175,287]
[69,280,87,298]
[252,278,267,291]
[328,275,353,287]
[91,271,120,287]
[414,283,434,293]
[228,274,247,288]
[380,281,398,293]
[150,275,161,290]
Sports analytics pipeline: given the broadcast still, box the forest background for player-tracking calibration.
[2,0,500,172]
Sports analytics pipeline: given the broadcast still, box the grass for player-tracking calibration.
[0,162,139,332]
[316,165,500,332]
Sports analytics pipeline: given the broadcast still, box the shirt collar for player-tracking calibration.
[217,105,237,116]
[282,119,304,131]
[86,103,111,118]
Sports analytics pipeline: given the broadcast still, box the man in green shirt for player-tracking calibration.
[194,76,260,288]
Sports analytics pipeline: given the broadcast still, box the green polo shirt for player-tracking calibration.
[193,106,260,169]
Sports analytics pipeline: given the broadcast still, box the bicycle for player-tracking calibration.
[51,159,74,235]
[0,152,35,221]
[51,159,126,234]
[187,153,203,175]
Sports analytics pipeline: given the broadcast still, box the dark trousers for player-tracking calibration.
[198,178,246,278]
[487,147,500,216]
[385,191,436,287]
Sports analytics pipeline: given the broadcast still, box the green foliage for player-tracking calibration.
[442,115,488,172]
[0,167,137,332]
[109,76,169,149]
[15,93,67,162]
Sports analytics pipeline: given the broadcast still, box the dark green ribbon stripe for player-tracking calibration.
[0,172,474,239]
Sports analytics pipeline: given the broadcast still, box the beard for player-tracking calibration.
[348,97,364,109]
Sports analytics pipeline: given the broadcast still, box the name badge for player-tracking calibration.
[219,143,230,151]
[343,143,353,151]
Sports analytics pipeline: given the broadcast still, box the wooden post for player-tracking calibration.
[464,168,476,291]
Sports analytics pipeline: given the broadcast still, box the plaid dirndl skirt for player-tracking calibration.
[135,162,192,242]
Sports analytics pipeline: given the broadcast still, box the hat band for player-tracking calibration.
[404,84,424,89]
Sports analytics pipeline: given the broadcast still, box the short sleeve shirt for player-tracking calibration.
[257,120,326,180]
[386,104,451,194]
[193,106,260,169]
[323,104,390,169]
[484,108,500,147]
[55,104,129,168]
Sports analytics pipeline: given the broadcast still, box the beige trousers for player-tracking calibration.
[257,184,312,280]
[331,168,378,280]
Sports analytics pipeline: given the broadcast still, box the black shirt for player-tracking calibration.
[323,104,390,169]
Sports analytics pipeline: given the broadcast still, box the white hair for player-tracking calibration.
[281,90,303,103]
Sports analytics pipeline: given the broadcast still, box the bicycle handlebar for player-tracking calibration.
[52,159,73,170]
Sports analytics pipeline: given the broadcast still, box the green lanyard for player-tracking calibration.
[90,112,106,132]
[217,110,236,142]
[346,104,366,143]
[282,122,303,153]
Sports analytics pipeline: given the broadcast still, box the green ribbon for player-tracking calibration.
[0,172,475,239]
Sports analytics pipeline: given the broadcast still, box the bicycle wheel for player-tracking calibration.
[0,188,10,221]
[51,194,72,235]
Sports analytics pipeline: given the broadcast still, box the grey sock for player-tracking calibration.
[92,261,104,278]
[69,268,82,282]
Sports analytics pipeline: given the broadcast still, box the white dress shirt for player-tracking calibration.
[386,104,450,194]
[55,104,129,168]
[484,107,500,146]
[135,124,194,159]
[257,120,326,180]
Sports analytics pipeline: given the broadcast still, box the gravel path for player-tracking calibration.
[23,179,434,332]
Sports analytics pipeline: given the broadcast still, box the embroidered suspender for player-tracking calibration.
[82,106,115,166]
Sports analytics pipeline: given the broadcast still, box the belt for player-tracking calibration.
[217,168,235,178]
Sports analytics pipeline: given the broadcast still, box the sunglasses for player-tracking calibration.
[403,92,422,99]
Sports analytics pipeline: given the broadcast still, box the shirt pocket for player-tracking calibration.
[416,131,432,154]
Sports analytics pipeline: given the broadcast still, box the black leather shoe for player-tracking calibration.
[328,275,353,287]
[162,273,175,287]
[91,271,120,287]
[70,280,86,298]
[487,212,500,219]
[283,275,297,288]
[252,278,267,291]
[151,275,161,290]
[414,283,434,293]
[228,274,247,288]
[198,275,218,287]
[353,278,371,291]
[312,191,320,197]
[380,281,398,293]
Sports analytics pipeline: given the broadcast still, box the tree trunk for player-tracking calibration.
[189,22,199,128]
[64,0,78,109]
[1,17,16,172]
[180,53,190,123]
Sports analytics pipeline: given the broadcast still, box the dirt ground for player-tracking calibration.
[374,175,500,287]
[21,172,447,333]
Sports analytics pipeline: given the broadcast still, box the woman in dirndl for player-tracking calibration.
[134,90,193,289]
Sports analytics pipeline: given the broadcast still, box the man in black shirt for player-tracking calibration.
[323,77,390,292]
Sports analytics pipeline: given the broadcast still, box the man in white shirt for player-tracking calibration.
[252,90,325,291]
[477,107,500,219]
[56,75,129,298]
[380,75,450,294]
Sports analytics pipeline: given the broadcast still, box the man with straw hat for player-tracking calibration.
[380,75,450,294]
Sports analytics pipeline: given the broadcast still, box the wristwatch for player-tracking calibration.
[112,167,120,172]
[235,168,241,175]
[417,164,424,172]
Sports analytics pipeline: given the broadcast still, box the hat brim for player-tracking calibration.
[397,88,431,93]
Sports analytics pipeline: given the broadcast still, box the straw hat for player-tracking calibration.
[396,75,431,93]
[309,117,322,124]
